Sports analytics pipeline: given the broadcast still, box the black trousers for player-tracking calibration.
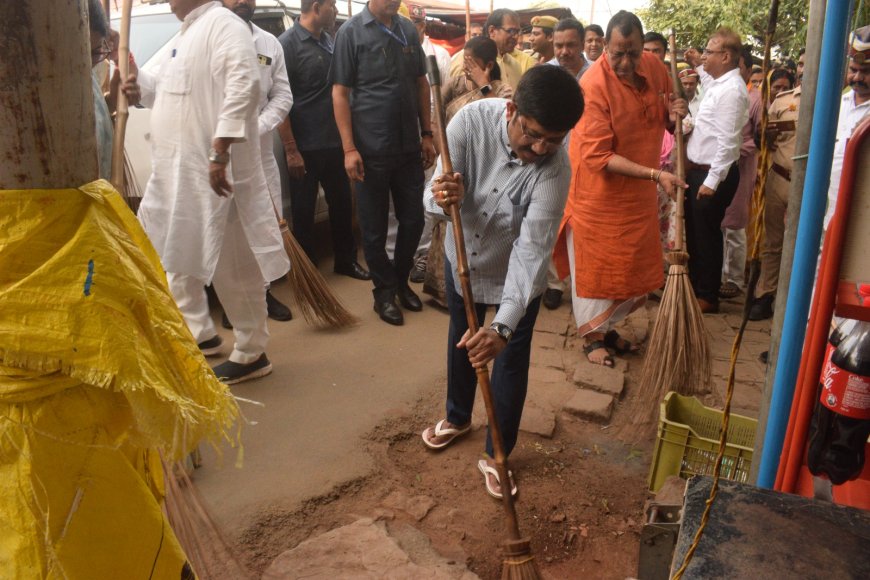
[684,164,740,304]
[354,151,424,302]
[288,147,358,267]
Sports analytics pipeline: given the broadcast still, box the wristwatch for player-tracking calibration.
[480,84,492,96]
[490,322,513,343]
[208,147,230,164]
[421,130,434,139]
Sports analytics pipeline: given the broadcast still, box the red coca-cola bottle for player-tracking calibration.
[807,319,870,485]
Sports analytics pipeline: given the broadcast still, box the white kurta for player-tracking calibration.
[252,23,293,217]
[137,2,288,284]
[421,36,450,88]
[825,89,870,229]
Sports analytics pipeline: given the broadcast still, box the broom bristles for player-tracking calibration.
[121,149,142,213]
[278,219,358,329]
[501,538,542,580]
[162,459,253,580]
[632,257,712,427]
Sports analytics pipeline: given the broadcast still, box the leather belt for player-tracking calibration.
[686,161,711,172]
[771,162,791,182]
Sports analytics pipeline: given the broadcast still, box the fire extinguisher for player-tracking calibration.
[807,318,870,485]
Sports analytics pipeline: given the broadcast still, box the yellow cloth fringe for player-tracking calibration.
[0,181,240,578]
[0,180,239,454]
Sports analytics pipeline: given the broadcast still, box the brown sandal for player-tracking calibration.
[583,340,614,367]
[604,330,639,355]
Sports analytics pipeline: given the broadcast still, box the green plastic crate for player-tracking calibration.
[648,392,757,492]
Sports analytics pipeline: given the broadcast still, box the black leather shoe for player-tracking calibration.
[334,261,371,281]
[397,286,423,312]
[266,290,293,321]
[749,294,774,321]
[374,298,404,325]
[543,288,563,310]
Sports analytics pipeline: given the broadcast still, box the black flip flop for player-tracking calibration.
[604,330,638,355]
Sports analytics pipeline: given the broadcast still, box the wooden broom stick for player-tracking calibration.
[669,30,687,253]
[426,55,540,579]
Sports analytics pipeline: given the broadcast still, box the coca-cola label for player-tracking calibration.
[820,358,870,419]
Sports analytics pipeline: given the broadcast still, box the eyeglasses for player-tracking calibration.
[91,39,112,65]
[702,48,727,56]
[497,27,520,36]
[518,117,565,147]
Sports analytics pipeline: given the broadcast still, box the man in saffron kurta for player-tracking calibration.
[554,11,686,367]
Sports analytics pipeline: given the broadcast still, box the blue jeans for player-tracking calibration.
[444,261,542,458]
[354,152,424,302]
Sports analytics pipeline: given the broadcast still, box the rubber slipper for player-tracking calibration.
[477,459,518,499]
[583,340,614,367]
[603,330,639,355]
[421,420,472,450]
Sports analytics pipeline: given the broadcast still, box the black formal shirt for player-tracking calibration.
[331,4,425,156]
[278,21,340,152]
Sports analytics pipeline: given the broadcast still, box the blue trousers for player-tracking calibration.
[444,262,542,458]
[354,152,424,302]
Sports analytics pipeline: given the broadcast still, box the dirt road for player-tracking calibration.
[195,272,450,531]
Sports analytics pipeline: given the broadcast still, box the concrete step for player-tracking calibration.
[562,389,614,423]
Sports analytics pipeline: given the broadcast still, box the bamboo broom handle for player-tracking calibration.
[110,0,132,192]
[465,0,471,40]
[102,0,112,93]
[669,30,687,252]
[426,56,522,540]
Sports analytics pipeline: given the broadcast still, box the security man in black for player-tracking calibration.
[332,0,436,326]
[277,0,369,281]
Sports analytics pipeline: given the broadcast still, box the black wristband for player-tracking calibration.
[421,130,434,138]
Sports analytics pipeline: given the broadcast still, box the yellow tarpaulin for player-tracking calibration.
[0,181,239,578]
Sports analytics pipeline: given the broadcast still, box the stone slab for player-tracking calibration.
[562,389,614,423]
[572,361,626,398]
[534,310,573,335]
[532,345,566,369]
[263,518,478,579]
[519,405,557,438]
[530,365,569,385]
[381,492,437,521]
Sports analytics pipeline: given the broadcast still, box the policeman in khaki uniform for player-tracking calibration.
[750,84,800,320]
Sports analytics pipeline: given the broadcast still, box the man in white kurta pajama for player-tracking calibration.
[223,0,295,323]
[137,0,289,384]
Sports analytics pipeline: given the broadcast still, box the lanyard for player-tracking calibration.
[377,20,408,48]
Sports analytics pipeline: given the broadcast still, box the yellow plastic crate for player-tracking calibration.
[648,392,757,492]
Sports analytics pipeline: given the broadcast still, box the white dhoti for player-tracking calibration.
[168,204,268,365]
[566,225,646,336]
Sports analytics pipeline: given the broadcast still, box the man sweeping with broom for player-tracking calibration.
[553,11,687,368]
[420,65,583,498]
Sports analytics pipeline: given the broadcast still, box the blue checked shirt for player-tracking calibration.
[424,99,571,332]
